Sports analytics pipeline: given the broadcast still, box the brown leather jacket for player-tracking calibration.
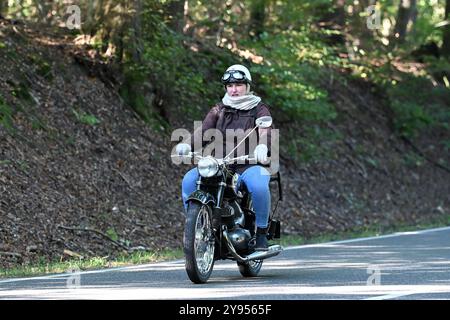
[191,101,273,174]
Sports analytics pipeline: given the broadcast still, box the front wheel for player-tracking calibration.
[184,202,215,284]
[237,260,263,277]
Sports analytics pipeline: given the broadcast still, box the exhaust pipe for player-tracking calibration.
[245,245,283,261]
[222,229,283,263]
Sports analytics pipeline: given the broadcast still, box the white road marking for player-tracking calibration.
[1,284,450,300]
[285,226,450,250]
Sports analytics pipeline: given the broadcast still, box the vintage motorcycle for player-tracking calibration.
[173,116,283,284]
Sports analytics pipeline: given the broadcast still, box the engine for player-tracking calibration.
[220,200,244,227]
[224,200,251,252]
[228,227,252,252]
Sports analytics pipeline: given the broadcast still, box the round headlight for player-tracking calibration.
[198,157,219,177]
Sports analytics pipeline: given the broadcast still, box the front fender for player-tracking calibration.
[187,190,216,206]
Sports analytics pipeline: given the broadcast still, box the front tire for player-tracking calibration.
[184,202,215,284]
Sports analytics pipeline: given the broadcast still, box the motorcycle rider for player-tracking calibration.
[176,64,274,251]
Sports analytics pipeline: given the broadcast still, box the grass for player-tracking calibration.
[0,248,184,279]
[72,109,100,126]
[1,214,449,279]
[0,98,15,133]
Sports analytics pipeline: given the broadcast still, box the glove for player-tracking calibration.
[254,144,268,163]
[176,143,191,156]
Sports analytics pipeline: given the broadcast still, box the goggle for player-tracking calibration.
[221,70,248,84]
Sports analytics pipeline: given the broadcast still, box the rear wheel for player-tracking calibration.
[184,202,215,284]
[238,197,263,277]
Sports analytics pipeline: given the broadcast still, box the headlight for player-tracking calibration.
[197,156,219,177]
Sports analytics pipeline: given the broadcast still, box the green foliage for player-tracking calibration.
[36,61,53,80]
[365,157,379,168]
[0,160,12,166]
[2,77,49,134]
[247,30,337,122]
[106,228,119,242]
[385,74,449,138]
[403,152,425,167]
[31,118,46,131]
[9,80,32,102]
[4,0,447,159]
[28,53,53,81]
[240,27,341,162]
[120,7,238,128]
[244,0,332,33]
[0,97,15,133]
[408,0,445,46]
[441,140,450,153]
[17,160,30,172]
[390,100,433,138]
[119,67,158,125]
[284,126,342,163]
[72,109,100,126]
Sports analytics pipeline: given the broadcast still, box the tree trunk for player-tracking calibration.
[333,0,346,28]
[166,0,187,33]
[318,0,346,45]
[393,0,417,44]
[84,0,96,36]
[0,0,8,18]
[130,0,143,64]
[249,0,267,39]
[32,0,50,23]
[442,0,450,58]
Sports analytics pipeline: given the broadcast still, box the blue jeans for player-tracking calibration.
[181,166,271,228]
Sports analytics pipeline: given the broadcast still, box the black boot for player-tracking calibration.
[254,227,269,251]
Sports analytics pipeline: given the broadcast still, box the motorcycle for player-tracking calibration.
[173,116,283,284]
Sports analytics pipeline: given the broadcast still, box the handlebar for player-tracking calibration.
[225,155,256,163]
[171,153,256,164]
[171,151,201,159]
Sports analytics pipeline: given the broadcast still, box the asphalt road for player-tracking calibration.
[1,226,450,300]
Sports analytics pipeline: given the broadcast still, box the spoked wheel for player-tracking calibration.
[184,202,215,284]
[237,259,263,277]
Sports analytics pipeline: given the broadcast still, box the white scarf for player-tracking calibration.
[222,92,261,110]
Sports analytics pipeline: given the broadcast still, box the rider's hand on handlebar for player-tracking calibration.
[254,144,268,163]
[176,143,191,156]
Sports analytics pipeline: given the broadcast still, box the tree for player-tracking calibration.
[249,0,267,39]
[442,0,450,58]
[32,0,50,24]
[392,0,417,44]
[332,0,346,28]
[0,0,8,18]
[130,0,143,64]
[166,0,187,34]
